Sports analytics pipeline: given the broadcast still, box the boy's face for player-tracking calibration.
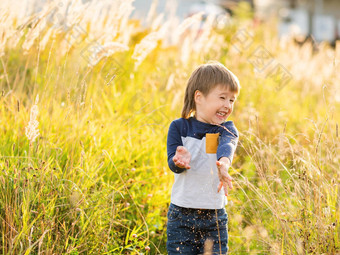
[194,85,237,124]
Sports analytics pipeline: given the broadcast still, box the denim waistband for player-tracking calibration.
[170,203,224,215]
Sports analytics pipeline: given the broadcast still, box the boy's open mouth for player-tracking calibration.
[217,111,227,117]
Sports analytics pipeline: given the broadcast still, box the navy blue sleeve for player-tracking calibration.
[216,122,239,163]
[167,120,187,174]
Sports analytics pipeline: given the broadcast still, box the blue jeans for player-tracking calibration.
[166,203,228,255]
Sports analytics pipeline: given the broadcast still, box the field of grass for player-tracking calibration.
[0,1,339,254]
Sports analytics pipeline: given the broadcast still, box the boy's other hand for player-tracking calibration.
[216,160,233,196]
[173,146,191,169]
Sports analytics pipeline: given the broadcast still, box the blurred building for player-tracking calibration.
[132,0,229,20]
[23,0,340,44]
[130,0,340,43]
[254,0,340,43]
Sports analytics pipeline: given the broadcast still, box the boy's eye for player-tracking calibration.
[220,97,225,100]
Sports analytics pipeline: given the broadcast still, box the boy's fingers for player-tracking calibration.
[174,159,183,167]
[223,183,229,196]
[174,157,191,169]
[228,180,233,190]
[218,180,232,196]
[225,175,233,190]
[217,181,223,192]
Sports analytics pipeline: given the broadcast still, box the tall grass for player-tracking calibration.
[0,0,339,254]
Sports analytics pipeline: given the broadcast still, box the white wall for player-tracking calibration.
[132,0,220,20]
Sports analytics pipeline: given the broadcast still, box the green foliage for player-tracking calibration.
[0,3,339,254]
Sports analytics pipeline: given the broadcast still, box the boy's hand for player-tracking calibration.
[173,146,191,169]
[216,159,233,196]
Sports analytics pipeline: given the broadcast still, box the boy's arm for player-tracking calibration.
[216,123,239,164]
[167,120,190,173]
[216,157,233,196]
[216,123,239,196]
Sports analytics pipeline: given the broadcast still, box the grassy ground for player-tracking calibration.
[0,1,339,254]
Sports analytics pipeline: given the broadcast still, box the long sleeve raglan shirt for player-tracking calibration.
[167,117,239,209]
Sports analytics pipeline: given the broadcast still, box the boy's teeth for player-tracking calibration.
[217,112,226,116]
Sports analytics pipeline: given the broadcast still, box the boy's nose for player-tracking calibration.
[224,101,231,109]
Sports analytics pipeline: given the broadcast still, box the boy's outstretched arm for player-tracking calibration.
[167,120,191,173]
[216,157,233,196]
[216,123,238,196]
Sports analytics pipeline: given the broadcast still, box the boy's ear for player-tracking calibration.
[194,90,203,104]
